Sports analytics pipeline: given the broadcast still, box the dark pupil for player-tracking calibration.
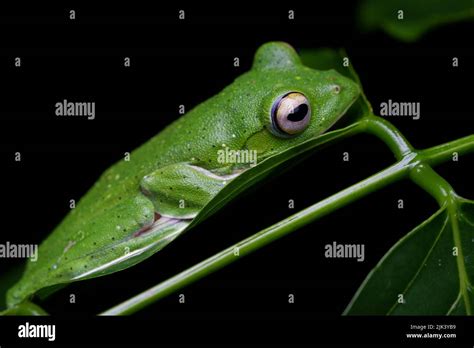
[287,104,308,122]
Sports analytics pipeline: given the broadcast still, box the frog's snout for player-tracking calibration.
[323,70,360,100]
[334,76,360,103]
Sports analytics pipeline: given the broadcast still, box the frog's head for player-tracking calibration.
[242,42,360,158]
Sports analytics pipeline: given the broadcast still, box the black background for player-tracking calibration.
[0,2,473,345]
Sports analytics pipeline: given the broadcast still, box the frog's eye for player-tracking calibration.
[270,92,311,137]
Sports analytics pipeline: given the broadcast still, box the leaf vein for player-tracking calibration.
[387,214,449,315]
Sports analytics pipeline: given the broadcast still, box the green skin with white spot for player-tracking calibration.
[7,42,359,307]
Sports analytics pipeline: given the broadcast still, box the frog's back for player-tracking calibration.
[81,73,261,215]
[38,69,264,249]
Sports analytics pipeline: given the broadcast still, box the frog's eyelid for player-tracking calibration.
[269,93,288,136]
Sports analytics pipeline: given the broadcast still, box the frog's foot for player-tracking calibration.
[131,211,188,240]
[132,212,162,237]
[140,162,238,219]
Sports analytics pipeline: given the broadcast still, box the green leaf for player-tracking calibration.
[358,0,474,42]
[344,196,474,315]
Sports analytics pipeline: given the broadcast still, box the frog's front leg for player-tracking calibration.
[140,163,235,219]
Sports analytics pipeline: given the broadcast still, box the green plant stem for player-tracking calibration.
[420,134,474,166]
[409,163,453,206]
[100,117,474,316]
[366,116,474,314]
[409,163,472,314]
[363,115,414,160]
[100,155,415,315]
[364,115,473,205]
